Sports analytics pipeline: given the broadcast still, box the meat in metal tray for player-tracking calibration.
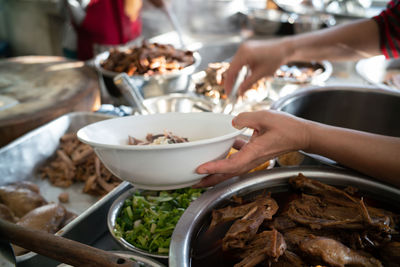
[0,112,132,266]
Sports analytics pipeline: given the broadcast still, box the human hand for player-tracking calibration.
[193,110,310,188]
[225,38,293,96]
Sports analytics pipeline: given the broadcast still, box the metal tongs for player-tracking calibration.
[161,2,186,49]
[222,66,248,114]
[113,73,151,114]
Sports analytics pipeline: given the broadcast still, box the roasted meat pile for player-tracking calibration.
[101,41,194,76]
[0,181,76,255]
[205,174,400,267]
[40,133,121,196]
[274,61,324,83]
[195,62,267,101]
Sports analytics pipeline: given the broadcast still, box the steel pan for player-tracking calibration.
[169,166,400,266]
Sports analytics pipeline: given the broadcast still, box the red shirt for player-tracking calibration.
[75,0,142,60]
[373,0,400,59]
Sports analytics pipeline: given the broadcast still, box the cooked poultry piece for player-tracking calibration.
[236,229,286,267]
[270,250,306,267]
[266,212,297,231]
[210,194,278,227]
[290,174,399,228]
[201,174,400,266]
[380,241,400,267]
[0,203,16,222]
[223,205,268,250]
[17,203,67,233]
[0,182,47,218]
[299,236,383,267]
[13,203,69,255]
[287,191,395,232]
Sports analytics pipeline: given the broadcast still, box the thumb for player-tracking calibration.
[232,111,266,131]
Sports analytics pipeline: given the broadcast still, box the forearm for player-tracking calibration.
[283,19,381,63]
[304,121,400,187]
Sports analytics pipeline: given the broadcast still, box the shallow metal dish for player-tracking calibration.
[169,166,400,267]
[107,189,169,259]
[272,60,333,85]
[0,112,132,265]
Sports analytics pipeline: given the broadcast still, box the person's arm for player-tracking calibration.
[194,111,400,188]
[225,19,381,95]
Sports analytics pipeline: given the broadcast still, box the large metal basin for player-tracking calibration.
[271,85,400,137]
[169,166,400,267]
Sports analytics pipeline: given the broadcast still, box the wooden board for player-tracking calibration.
[0,56,101,147]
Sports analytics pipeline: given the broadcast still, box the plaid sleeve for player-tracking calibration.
[373,0,400,58]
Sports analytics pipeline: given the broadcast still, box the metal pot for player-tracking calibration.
[271,85,400,164]
[169,166,400,266]
[271,85,400,137]
[94,50,201,104]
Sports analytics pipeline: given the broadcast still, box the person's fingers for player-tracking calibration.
[238,66,273,96]
[232,111,269,131]
[233,138,247,150]
[225,47,249,95]
[196,141,263,175]
[192,173,235,188]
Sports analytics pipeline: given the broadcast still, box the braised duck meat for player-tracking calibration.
[299,236,382,267]
[210,194,278,227]
[236,229,286,267]
[270,250,306,267]
[197,174,400,267]
[380,241,400,267]
[267,212,297,232]
[13,203,69,255]
[287,191,394,232]
[0,182,47,218]
[0,203,16,222]
[222,205,269,250]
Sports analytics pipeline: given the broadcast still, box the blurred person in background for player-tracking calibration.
[64,0,164,60]
[194,0,400,188]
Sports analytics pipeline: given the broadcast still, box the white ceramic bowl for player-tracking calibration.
[77,112,244,190]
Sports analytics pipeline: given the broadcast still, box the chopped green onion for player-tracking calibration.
[115,187,204,254]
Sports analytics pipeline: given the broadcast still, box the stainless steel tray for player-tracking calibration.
[0,112,132,266]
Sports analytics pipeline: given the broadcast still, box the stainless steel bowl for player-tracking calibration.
[107,188,169,259]
[271,85,400,164]
[94,50,201,102]
[272,85,400,137]
[169,166,400,267]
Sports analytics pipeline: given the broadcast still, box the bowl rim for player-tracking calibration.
[77,112,245,150]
